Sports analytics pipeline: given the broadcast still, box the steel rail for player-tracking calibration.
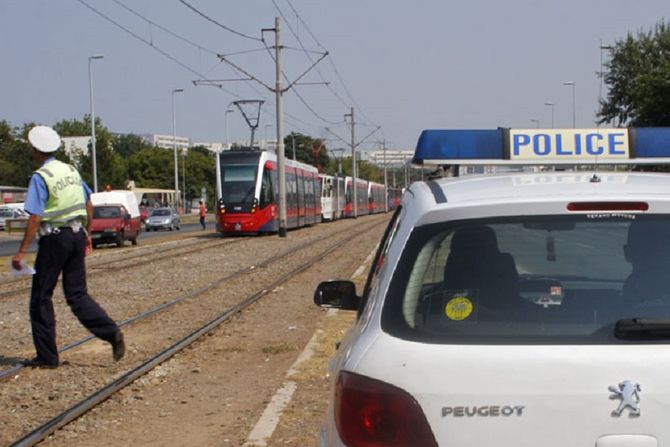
[0,216,387,381]
[0,236,242,300]
[8,218,382,447]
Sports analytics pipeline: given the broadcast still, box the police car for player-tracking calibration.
[314,127,670,447]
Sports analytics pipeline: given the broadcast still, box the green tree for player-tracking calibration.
[127,147,174,189]
[598,20,670,127]
[183,145,216,208]
[283,132,329,171]
[53,115,128,189]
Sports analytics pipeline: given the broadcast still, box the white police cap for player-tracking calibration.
[28,126,61,153]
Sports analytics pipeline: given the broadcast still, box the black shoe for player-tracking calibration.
[112,331,126,361]
[22,357,58,369]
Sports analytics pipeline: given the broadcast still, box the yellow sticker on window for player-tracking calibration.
[445,296,473,321]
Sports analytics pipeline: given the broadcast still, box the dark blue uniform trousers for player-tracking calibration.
[30,227,119,365]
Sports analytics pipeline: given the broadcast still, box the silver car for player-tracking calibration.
[0,207,28,231]
[145,207,180,231]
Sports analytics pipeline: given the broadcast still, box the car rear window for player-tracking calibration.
[93,206,121,218]
[382,214,670,344]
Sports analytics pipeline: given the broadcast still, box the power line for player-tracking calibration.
[283,0,377,127]
[76,0,327,138]
[272,0,349,110]
[260,39,340,125]
[110,0,218,55]
[176,0,263,42]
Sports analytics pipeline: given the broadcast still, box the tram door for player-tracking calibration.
[297,169,306,227]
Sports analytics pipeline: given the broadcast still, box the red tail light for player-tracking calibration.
[567,201,648,211]
[335,371,437,447]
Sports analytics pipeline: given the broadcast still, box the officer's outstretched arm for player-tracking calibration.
[12,214,42,270]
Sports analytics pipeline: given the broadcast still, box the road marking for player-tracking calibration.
[243,245,378,446]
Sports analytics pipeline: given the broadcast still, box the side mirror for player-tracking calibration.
[125,214,132,220]
[313,280,360,310]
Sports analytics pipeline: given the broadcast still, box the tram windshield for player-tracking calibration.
[221,164,257,204]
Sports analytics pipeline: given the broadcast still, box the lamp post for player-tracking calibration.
[88,54,104,193]
[530,119,540,128]
[544,102,555,128]
[217,108,235,203]
[563,81,576,127]
[225,108,234,150]
[171,88,184,209]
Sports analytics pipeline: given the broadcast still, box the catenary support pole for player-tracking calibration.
[275,17,288,237]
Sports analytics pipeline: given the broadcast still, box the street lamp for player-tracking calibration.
[544,102,555,128]
[530,119,540,128]
[171,88,184,209]
[88,54,104,193]
[563,81,576,127]
[217,108,235,201]
[225,108,234,150]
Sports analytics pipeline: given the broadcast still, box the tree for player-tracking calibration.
[598,21,670,127]
[53,115,128,189]
[283,132,329,171]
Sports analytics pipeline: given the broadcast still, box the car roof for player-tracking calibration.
[403,171,670,227]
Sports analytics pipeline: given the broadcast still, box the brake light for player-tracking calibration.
[335,371,437,447]
[567,201,649,211]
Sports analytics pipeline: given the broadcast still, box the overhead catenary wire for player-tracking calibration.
[75,0,317,136]
[283,0,378,127]
[75,0,238,96]
[259,39,340,125]
[110,0,218,56]
[176,0,263,42]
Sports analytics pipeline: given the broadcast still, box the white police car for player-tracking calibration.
[315,127,670,447]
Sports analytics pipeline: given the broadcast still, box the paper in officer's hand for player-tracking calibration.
[9,260,36,277]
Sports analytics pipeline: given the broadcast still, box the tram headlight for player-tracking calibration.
[251,198,258,214]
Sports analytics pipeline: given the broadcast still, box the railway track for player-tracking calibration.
[0,233,244,299]
[3,216,385,446]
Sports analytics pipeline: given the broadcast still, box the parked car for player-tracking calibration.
[145,207,180,231]
[90,191,142,247]
[0,206,28,230]
[314,127,670,446]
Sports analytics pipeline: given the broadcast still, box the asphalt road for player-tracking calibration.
[0,221,208,257]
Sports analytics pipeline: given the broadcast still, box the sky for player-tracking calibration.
[1,0,668,154]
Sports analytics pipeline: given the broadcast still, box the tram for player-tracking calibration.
[319,174,345,221]
[216,150,321,235]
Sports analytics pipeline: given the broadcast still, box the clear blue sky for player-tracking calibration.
[1,1,667,152]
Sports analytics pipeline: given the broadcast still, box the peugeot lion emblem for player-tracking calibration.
[609,380,641,417]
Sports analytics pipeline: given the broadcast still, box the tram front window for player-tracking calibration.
[221,165,257,204]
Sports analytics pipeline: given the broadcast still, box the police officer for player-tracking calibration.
[11,126,125,368]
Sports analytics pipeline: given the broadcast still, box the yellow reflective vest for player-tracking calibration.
[35,159,88,225]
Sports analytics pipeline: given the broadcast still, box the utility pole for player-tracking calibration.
[216,19,328,238]
[272,17,287,237]
[345,107,357,218]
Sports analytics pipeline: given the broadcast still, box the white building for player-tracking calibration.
[140,134,190,151]
[61,136,92,158]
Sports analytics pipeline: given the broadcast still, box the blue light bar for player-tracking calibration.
[414,128,670,165]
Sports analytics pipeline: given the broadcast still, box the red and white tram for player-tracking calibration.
[216,150,321,235]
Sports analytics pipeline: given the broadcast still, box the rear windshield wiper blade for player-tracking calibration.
[614,318,670,340]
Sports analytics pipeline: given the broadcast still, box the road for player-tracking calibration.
[0,221,207,257]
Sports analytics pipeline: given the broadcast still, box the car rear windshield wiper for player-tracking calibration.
[614,318,670,340]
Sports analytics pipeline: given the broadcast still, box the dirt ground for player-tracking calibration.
[22,222,383,446]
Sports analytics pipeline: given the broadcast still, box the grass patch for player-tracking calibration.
[262,343,297,355]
